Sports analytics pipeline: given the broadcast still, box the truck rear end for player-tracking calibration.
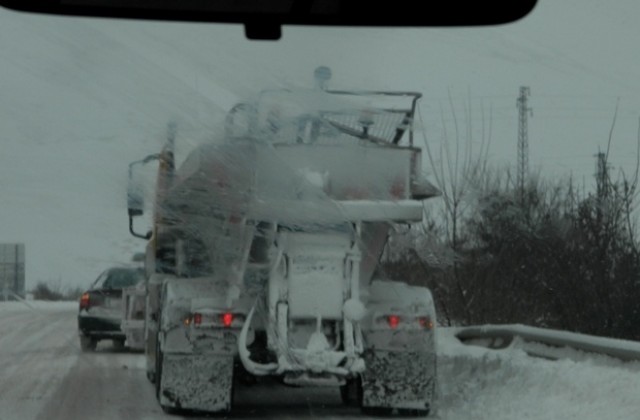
[126,78,439,415]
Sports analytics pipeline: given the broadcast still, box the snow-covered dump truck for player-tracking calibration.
[125,69,439,415]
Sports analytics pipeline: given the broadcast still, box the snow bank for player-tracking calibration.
[436,327,640,420]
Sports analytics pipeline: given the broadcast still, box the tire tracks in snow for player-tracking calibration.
[0,306,79,420]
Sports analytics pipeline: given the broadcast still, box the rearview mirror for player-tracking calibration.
[0,1,538,40]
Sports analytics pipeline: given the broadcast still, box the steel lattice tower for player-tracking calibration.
[516,86,532,198]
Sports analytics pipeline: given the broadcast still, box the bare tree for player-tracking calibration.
[412,90,494,322]
[421,90,492,250]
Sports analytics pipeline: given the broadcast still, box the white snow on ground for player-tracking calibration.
[0,299,78,313]
[435,328,640,420]
[0,300,169,420]
[1,301,638,419]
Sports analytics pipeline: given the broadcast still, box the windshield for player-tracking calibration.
[2,1,640,419]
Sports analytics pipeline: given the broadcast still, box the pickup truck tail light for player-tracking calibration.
[378,314,434,330]
[418,316,434,330]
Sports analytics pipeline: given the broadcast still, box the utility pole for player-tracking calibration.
[516,86,532,203]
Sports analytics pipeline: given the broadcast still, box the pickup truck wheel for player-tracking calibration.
[80,335,97,352]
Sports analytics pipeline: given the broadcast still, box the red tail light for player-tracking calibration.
[221,312,234,328]
[387,315,401,329]
[378,314,433,330]
[188,311,243,328]
[418,316,434,330]
[79,293,90,310]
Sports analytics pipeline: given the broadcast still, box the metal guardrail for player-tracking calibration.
[454,324,640,362]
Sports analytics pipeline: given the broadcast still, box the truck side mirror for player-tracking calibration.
[127,179,145,217]
[128,154,160,240]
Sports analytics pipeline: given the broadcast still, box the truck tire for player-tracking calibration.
[113,338,126,351]
[155,332,178,414]
[340,377,361,407]
[398,407,430,416]
[80,335,97,352]
[155,337,163,400]
[361,407,393,416]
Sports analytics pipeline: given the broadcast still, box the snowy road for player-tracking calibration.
[0,301,360,420]
[0,301,166,420]
[1,301,639,420]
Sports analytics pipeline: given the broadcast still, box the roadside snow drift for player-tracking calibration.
[436,327,640,420]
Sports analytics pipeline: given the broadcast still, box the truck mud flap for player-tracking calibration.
[361,350,436,411]
[159,354,234,413]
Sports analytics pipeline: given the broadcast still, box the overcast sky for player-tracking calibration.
[1,0,639,289]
